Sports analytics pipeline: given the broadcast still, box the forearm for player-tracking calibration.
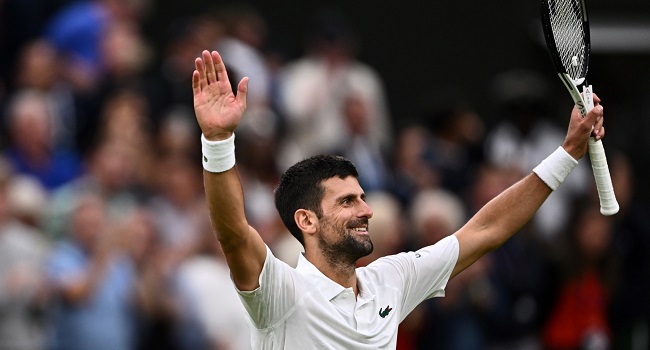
[204,166,267,290]
[203,167,249,250]
[452,173,552,277]
[61,255,110,303]
[470,173,551,249]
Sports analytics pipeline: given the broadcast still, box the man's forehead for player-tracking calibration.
[322,176,363,196]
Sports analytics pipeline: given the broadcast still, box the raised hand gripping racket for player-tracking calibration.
[540,0,619,215]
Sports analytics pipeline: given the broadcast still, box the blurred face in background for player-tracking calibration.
[8,91,53,160]
[576,207,612,264]
[71,195,107,252]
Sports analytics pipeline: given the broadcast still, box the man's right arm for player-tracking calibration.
[204,168,266,291]
[193,50,266,291]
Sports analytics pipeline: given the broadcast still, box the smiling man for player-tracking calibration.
[192,50,605,349]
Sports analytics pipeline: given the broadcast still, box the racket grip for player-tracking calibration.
[583,85,619,216]
[588,138,619,215]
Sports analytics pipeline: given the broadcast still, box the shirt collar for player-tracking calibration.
[295,253,347,301]
[295,253,375,303]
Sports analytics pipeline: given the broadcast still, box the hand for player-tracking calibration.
[562,94,605,159]
[192,50,249,141]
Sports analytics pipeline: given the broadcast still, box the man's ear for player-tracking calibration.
[295,209,318,237]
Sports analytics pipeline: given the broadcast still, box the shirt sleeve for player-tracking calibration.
[366,235,459,319]
[235,245,301,330]
[46,245,84,289]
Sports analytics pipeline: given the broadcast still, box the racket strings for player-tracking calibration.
[547,0,586,80]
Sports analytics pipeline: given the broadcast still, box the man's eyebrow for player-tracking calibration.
[336,192,366,202]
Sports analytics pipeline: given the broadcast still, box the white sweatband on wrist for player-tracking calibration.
[533,146,578,191]
[201,133,235,173]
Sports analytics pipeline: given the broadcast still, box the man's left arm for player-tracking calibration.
[451,100,605,279]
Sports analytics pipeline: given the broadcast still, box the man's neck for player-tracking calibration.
[305,250,359,297]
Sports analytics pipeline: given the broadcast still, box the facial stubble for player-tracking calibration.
[317,216,374,268]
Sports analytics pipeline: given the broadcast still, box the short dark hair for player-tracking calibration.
[274,155,359,245]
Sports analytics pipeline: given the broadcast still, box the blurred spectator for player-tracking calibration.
[606,152,650,350]
[175,208,252,350]
[153,15,225,118]
[11,39,80,151]
[334,92,393,192]
[2,89,83,190]
[419,91,485,197]
[0,0,49,90]
[45,193,137,350]
[0,161,51,350]
[215,3,276,141]
[543,202,616,350]
[44,138,138,240]
[464,161,555,349]
[155,106,200,160]
[391,124,440,206]
[409,189,466,248]
[484,69,590,239]
[146,154,204,255]
[43,0,151,93]
[233,118,284,247]
[405,189,490,350]
[276,9,392,170]
[95,87,155,192]
[128,207,184,350]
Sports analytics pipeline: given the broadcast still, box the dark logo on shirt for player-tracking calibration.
[379,305,393,318]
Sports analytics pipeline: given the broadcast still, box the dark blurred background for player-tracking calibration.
[153,0,650,198]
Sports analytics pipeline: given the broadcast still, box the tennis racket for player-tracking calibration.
[540,0,619,215]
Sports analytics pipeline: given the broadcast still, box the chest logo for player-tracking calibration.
[379,305,393,318]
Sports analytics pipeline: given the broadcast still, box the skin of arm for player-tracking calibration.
[193,50,266,291]
[59,252,111,303]
[451,96,605,279]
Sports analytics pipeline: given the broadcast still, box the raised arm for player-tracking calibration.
[193,50,266,291]
[450,96,605,279]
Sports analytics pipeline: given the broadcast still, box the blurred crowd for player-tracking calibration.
[0,0,649,349]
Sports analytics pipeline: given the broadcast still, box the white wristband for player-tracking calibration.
[201,133,235,173]
[533,146,578,191]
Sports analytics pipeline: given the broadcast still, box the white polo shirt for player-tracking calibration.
[236,235,459,349]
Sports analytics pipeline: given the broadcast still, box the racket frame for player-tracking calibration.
[539,0,619,215]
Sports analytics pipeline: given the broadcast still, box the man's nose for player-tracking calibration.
[358,200,373,219]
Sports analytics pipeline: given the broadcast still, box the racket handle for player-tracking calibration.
[584,86,619,216]
[588,138,619,215]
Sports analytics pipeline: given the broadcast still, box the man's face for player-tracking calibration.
[316,176,374,264]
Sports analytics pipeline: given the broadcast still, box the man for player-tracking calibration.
[46,194,137,350]
[192,50,605,348]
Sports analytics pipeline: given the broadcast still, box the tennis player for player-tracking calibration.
[192,50,605,349]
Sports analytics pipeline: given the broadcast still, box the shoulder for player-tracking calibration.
[361,236,460,278]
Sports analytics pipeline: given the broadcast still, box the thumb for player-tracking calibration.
[237,77,249,108]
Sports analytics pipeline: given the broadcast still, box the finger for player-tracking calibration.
[212,51,230,85]
[236,77,249,108]
[192,70,200,96]
[195,57,207,90]
[203,50,217,84]
[592,93,601,104]
[593,113,604,138]
[594,125,605,140]
[586,104,603,126]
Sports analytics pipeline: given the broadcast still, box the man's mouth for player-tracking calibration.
[349,220,369,235]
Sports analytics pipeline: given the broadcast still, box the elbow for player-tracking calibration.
[214,222,251,253]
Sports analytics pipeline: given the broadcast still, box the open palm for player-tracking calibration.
[192,50,249,140]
